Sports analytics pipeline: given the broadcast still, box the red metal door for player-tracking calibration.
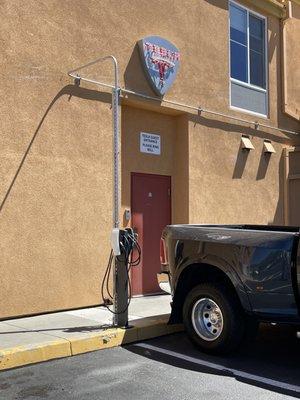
[131,173,171,295]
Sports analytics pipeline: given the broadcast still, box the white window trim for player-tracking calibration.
[230,78,267,93]
[230,105,269,119]
[228,0,269,117]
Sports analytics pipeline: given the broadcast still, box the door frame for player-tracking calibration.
[130,172,172,224]
[130,172,172,295]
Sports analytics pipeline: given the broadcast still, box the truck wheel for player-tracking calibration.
[183,283,246,354]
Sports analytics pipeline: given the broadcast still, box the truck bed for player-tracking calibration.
[162,223,300,323]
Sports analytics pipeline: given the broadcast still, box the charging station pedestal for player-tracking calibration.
[113,251,129,327]
[112,229,129,328]
[110,228,139,328]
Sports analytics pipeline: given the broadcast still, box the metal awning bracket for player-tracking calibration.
[74,75,81,86]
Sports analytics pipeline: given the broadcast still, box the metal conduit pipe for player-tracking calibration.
[67,72,299,136]
[68,56,121,229]
[68,56,122,325]
[68,74,115,91]
[122,87,299,136]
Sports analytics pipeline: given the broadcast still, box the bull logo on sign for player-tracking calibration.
[138,36,180,96]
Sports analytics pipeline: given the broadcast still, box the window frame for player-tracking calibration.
[229,0,269,118]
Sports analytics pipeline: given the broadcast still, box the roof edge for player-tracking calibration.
[239,0,286,18]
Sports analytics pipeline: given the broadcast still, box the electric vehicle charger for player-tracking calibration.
[101,228,141,317]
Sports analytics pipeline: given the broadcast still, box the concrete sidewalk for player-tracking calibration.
[0,295,183,371]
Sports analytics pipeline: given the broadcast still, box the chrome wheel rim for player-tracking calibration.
[191,298,224,341]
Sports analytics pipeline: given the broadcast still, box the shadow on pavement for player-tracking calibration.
[0,324,112,334]
[125,323,300,398]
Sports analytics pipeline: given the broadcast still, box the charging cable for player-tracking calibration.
[101,228,141,315]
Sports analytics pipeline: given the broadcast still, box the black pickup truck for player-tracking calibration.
[158,224,300,354]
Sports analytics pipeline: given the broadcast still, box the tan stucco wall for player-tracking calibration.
[172,115,189,224]
[288,148,300,225]
[0,0,299,318]
[119,0,299,133]
[283,3,300,121]
[188,118,286,225]
[0,91,114,318]
[0,1,117,318]
[121,106,189,226]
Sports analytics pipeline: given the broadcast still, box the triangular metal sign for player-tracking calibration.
[138,36,180,96]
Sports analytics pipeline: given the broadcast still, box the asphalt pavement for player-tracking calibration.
[0,323,299,400]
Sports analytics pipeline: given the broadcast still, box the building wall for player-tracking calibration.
[121,106,175,223]
[119,0,299,133]
[121,106,189,226]
[0,0,299,317]
[172,115,189,224]
[188,118,286,225]
[283,2,300,121]
[288,147,300,225]
[0,92,114,318]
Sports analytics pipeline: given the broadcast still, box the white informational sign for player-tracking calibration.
[140,132,161,155]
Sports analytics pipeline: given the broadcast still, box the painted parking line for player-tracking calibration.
[136,343,300,395]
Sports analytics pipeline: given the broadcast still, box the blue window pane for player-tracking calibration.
[249,15,264,53]
[230,4,247,45]
[250,50,265,88]
[249,14,266,88]
[230,41,248,82]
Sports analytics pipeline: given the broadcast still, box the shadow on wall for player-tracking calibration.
[232,140,285,224]
[256,151,271,180]
[124,43,156,96]
[190,113,294,145]
[272,151,285,225]
[268,28,278,64]
[203,0,227,10]
[0,84,112,214]
[232,143,250,179]
[232,139,274,180]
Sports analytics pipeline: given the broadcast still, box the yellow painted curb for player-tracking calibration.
[0,339,71,371]
[134,316,183,341]
[70,318,183,356]
[70,326,138,355]
[0,317,184,371]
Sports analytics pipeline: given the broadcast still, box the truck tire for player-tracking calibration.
[183,283,246,354]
